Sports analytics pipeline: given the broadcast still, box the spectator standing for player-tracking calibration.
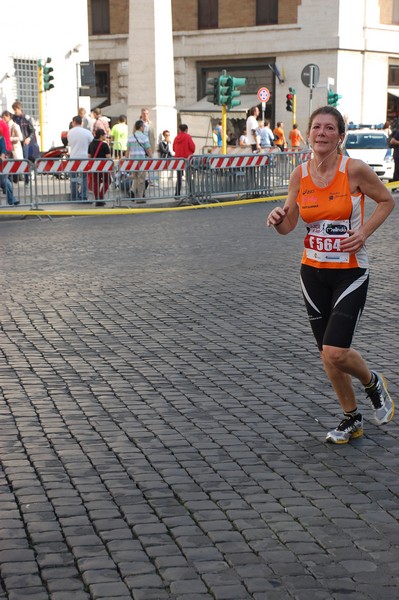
[213,120,223,147]
[2,111,23,159]
[0,134,19,205]
[158,130,173,158]
[12,101,36,182]
[172,124,195,197]
[239,129,250,149]
[140,108,155,151]
[382,120,392,137]
[257,120,275,150]
[78,107,94,132]
[88,129,112,206]
[126,119,152,200]
[273,121,287,151]
[92,108,110,141]
[67,115,93,201]
[110,115,128,159]
[289,123,306,150]
[390,128,399,185]
[246,107,261,152]
[0,115,12,156]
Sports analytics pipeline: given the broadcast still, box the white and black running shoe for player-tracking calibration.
[326,414,364,444]
[365,371,394,425]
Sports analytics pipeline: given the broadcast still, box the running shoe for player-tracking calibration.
[326,414,364,444]
[365,371,394,425]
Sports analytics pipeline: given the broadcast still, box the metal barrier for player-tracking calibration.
[187,150,312,203]
[35,157,115,206]
[0,159,34,207]
[0,150,312,211]
[116,157,187,204]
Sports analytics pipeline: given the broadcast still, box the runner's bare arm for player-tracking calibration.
[266,166,300,233]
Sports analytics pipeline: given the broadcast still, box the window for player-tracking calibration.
[95,66,110,101]
[13,58,39,120]
[388,65,399,87]
[256,0,278,25]
[393,0,399,24]
[92,0,110,34]
[198,0,218,29]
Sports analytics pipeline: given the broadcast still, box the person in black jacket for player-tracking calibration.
[12,101,37,182]
[158,130,173,158]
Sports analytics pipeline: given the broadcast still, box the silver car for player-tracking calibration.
[343,129,394,181]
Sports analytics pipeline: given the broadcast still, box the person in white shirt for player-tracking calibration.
[67,115,93,201]
[246,106,261,152]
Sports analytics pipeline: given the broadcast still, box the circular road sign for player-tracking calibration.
[257,87,271,103]
[301,64,320,88]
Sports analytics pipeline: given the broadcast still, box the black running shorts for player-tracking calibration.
[300,264,369,351]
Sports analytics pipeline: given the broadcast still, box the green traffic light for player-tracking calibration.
[206,72,246,108]
[206,77,219,105]
[327,89,341,107]
[43,66,54,91]
[229,77,246,88]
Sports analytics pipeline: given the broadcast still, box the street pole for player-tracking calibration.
[293,93,297,127]
[309,65,315,118]
[37,63,45,151]
[222,104,227,154]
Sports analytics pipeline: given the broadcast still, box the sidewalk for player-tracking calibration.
[0,201,398,600]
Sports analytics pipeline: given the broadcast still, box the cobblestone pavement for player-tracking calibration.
[0,201,398,600]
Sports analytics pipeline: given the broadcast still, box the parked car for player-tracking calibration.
[343,128,394,181]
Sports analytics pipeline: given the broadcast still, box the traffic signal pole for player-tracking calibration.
[37,58,55,152]
[221,105,227,155]
[37,63,45,151]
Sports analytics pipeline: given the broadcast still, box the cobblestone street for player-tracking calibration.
[0,201,398,600]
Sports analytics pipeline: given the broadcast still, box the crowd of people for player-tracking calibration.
[65,107,196,204]
[213,107,307,153]
[0,102,197,206]
[2,101,399,207]
[0,101,41,205]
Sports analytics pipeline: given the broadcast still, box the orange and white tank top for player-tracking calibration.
[297,155,368,269]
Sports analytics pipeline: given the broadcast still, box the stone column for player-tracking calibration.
[127,0,177,151]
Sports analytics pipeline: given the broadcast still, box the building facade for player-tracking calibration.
[88,0,399,147]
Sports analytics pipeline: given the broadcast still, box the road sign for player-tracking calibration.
[257,87,270,103]
[301,64,320,88]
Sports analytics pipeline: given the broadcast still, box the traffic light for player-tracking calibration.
[327,89,342,107]
[206,77,219,105]
[226,76,246,109]
[218,75,230,105]
[38,58,54,92]
[286,92,293,112]
[43,58,54,91]
[206,72,247,109]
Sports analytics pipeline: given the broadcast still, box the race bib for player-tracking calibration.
[304,220,350,264]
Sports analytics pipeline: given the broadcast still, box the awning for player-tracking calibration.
[388,88,399,98]
[180,94,261,115]
[98,102,128,118]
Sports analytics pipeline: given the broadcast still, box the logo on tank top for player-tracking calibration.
[325,223,348,235]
